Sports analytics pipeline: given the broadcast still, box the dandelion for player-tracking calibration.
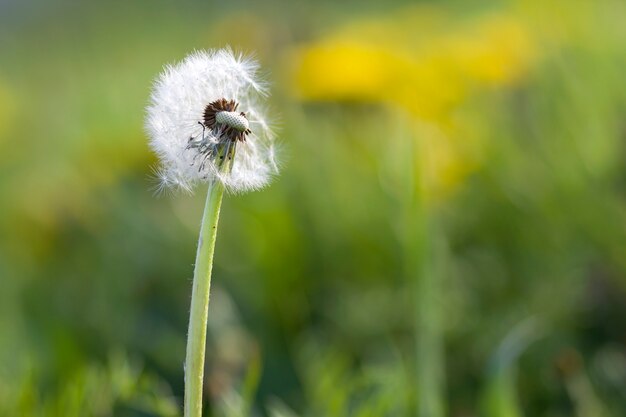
[145,48,278,417]
[146,48,277,193]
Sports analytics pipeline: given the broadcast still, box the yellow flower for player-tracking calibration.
[291,9,536,119]
[293,41,403,102]
[289,6,539,200]
[444,15,536,86]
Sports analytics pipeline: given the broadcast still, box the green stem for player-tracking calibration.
[413,220,444,417]
[184,180,225,417]
[400,131,444,417]
[405,198,443,417]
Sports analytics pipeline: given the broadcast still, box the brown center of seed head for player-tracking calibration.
[203,98,251,142]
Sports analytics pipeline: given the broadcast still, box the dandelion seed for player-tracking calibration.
[146,48,278,193]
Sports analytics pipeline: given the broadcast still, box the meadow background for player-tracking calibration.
[1,0,626,416]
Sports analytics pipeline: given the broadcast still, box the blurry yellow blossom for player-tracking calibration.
[290,6,539,200]
[291,9,537,119]
[294,42,406,102]
[445,15,536,85]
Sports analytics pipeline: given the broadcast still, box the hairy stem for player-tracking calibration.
[184,180,225,417]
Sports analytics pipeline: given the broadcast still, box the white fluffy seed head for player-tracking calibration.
[145,48,278,193]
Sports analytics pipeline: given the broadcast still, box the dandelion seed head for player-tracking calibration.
[145,48,277,193]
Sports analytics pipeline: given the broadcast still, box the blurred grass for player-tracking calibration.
[1,0,626,416]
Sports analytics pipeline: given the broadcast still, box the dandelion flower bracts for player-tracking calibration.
[146,49,277,193]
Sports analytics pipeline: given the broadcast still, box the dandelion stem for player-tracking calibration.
[184,180,225,417]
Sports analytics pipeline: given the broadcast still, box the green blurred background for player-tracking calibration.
[1,0,626,416]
